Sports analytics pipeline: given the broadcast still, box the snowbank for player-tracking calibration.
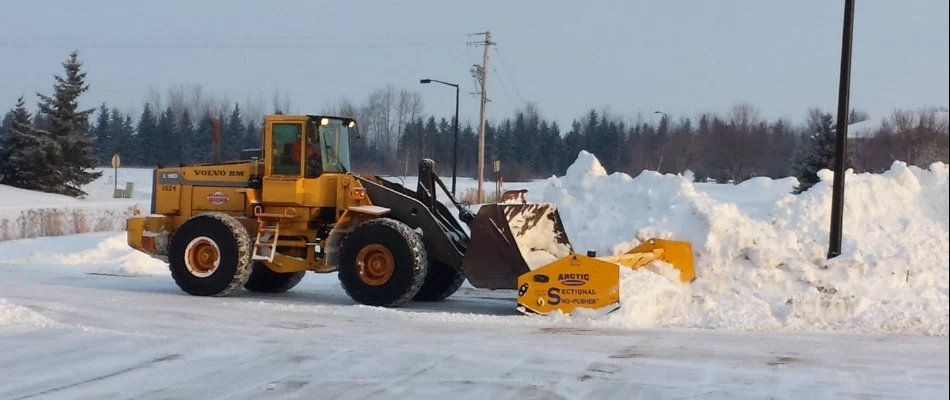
[0,167,152,241]
[0,232,168,276]
[540,151,949,336]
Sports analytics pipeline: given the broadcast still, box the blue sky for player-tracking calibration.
[1,0,947,129]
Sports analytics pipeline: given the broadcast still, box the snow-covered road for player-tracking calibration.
[1,251,946,400]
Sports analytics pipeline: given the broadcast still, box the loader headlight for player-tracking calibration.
[320,118,330,126]
[349,188,366,200]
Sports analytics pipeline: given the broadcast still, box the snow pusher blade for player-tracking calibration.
[460,203,574,289]
[515,239,696,316]
[597,238,696,283]
[515,254,622,316]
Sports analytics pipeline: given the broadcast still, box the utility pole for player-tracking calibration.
[469,31,494,203]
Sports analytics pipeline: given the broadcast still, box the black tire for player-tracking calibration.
[413,261,465,302]
[244,261,307,293]
[337,218,427,307]
[167,212,252,297]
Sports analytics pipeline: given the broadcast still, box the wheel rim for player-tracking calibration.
[356,244,394,286]
[184,236,220,278]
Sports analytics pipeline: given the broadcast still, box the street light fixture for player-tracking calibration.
[420,78,460,197]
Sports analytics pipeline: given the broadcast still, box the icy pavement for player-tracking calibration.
[1,234,947,399]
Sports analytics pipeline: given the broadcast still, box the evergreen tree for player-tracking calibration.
[192,114,213,163]
[156,107,176,164]
[136,104,159,166]
[109,108,134,163]
[223,104,245,160]
[242,119,261,154]
[0,96,62,190]
[0,110,13,140]
[91,103,112,164]
[177,110,195,164]
[34,51,101,197]
[791,112,837,193]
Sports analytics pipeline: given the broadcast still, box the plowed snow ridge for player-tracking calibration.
[540,151,949,336]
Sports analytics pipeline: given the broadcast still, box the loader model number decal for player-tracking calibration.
[207,191,229,205]
[557,273,590,286]
[546,287,597,306]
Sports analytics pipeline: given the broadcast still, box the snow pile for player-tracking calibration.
[0,298,59,328]
[539,151,949,335]
[0,232,168,276]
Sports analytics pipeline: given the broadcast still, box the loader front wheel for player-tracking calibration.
[412,261,465,302]
[243,261,306,293]
[338,218,427,307]
[167,213,252,297]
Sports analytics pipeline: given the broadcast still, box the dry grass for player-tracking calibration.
[0,205,138,242]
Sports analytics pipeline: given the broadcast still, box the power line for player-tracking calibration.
[0,40,464,50]
[492,46,525,104]
[491,68,518,106]
[0,33,471,50]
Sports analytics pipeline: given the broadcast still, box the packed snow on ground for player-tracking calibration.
[1,233,947,399]
[534,151,949,336]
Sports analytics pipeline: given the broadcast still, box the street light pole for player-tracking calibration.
[828,0,855,259]
[420,78,460,197]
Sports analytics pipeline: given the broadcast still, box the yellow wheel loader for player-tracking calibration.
[126,114,695,315]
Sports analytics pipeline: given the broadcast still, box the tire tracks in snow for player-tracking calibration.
[9,353,182,400]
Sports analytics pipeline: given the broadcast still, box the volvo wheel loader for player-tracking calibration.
[126,114,696,315]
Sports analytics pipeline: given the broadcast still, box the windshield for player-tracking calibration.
[317,118,352,173]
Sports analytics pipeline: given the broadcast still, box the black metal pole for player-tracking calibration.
[828,0,855,259]
[452,85,459,197]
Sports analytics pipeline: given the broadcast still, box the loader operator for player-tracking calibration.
[292,132,322,177]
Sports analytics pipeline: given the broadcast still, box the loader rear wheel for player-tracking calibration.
[168,212,252,297]
[412,261,465,302]
[243,261,306,293]
[338,218,427,307]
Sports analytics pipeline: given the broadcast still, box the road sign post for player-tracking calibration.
[111,154,121,192]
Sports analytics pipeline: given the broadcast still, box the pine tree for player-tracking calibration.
[791,112,837,194]
[224,104,245,160]
[109,108,134,164]
[0,96,63,191]
[242,119,261,154]
[35,51,101,197]
[157,107,176,164]
[135,104,158,166]
[91,103,112,164]
[0,110,13,140]
[177,110,195,164]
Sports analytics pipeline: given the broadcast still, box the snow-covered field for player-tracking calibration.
[0,152,948,398]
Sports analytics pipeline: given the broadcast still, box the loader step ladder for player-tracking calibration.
[251,206,296,262]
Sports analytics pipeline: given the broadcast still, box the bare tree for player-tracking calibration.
[271,88,291,115]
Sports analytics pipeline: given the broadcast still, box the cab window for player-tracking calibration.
[304,122,323,178]
[271,123,302,176]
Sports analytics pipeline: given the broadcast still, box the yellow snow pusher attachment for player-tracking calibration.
[460,203,696,316]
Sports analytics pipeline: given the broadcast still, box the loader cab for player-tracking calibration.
[265,115,356,177]
[261,114,359,205]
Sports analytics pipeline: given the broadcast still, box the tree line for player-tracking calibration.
[1,51,947,198]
